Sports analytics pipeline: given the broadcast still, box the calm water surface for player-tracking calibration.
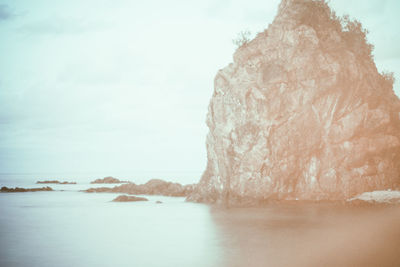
[1,174,399,267]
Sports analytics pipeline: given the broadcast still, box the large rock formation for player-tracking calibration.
[188,0,400,203]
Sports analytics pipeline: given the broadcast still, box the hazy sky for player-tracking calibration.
[0,0,399,183]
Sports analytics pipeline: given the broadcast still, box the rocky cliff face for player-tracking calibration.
[188,0,400,203]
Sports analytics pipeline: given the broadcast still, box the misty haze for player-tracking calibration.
[1,0,400,267]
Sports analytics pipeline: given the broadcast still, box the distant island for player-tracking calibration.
[1,186,53,193]
[90,176,129,184]
[36,180,77,184]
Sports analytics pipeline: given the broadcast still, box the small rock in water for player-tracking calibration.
[84,178,196,197]
[349,190,400,204]
[112,195,148,202]
[0,186,53,193]
[156,201,163,204]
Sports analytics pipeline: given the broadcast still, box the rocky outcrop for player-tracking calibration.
[85,179,196,197]
[188,0,400,204]
[90,177,128,184]
[1,186,53,192]
[36,180,76,184]
[112,195,148,202]
[348,191,400,205]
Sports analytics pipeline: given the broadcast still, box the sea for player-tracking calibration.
[1,173,399,267]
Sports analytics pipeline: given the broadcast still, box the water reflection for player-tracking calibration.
[0,192,221,267]
[211,204,400,267]
[1,184,399,267]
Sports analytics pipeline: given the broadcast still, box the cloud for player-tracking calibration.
[0,4,15,21]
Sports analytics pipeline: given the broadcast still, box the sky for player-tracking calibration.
[0,0,399,184]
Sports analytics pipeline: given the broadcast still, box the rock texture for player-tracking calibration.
[85,179,195,197]
[188,0,400,203]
